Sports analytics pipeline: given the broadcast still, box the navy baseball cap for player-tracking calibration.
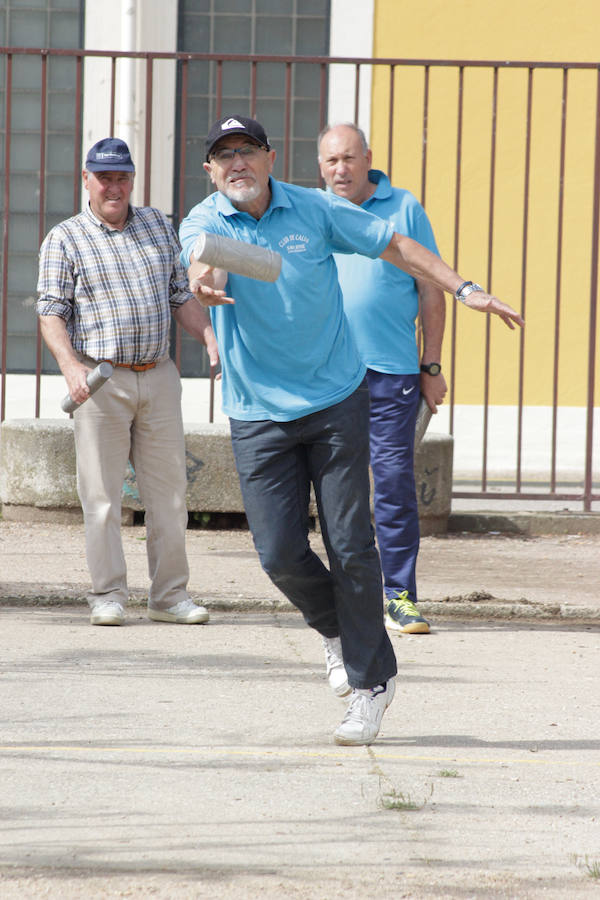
[205,115,270,160]
[85,138,135,172]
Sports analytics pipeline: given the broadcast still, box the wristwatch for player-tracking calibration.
[420,362,442,376]
[455,281,484,303]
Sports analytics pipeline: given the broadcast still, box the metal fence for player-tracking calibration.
[1,48,599,509]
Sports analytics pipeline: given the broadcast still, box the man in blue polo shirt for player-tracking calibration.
[318,122,446,637]
[180,115,523,746]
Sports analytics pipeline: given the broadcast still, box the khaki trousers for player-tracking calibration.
[73,358,190,611]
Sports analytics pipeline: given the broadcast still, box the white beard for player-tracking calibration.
[224,181,261,204]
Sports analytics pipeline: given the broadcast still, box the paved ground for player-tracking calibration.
[1,521,600,898]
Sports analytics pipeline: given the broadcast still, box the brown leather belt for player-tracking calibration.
[107,360,158,372]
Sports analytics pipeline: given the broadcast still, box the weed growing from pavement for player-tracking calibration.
[379,788,422,811]
[438,769,461,778]
[572,854,600,880]
[376,776,433,812]
[585,857,600,880]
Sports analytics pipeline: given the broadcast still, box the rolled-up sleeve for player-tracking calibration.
[36,229,74,320]
[167,224,195,310]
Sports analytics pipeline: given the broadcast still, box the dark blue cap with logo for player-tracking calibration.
[85,138,135,172]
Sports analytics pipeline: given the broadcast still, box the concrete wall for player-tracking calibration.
[0,419,453,535]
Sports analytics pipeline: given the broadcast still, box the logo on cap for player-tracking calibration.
[221,118,245,131]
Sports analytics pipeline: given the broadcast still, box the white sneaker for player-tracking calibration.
[323,635,351,697]
[334,677,396,746]
[147,599,209,624]
[90,601,124,626]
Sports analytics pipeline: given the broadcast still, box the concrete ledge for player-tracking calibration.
[449,510,600,536]
[0,418,453,533]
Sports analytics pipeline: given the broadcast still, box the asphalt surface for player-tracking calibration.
[1,520,600,898]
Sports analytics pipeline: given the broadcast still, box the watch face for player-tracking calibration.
[422,363,441,375]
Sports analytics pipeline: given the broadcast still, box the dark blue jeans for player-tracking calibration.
[366,369,421,602]
[229,382,397,690]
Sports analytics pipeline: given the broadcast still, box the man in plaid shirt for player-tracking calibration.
[37,137,217,627]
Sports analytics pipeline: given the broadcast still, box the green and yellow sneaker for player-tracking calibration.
[385,590,430,634]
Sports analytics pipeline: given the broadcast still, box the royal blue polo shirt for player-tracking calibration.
[180,177,393,421]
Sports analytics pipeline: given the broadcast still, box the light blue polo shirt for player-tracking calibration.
[333,170,439,374]
[179,177,393,421]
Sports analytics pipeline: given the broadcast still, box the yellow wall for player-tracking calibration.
[370,0,600,406]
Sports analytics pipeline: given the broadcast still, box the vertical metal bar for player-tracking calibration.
[176,58,189,229]
[175,58,190,375]
[583,67,600,510]
[319,62,327,131]
[482,67,499,491]
[143,56,153,207]
[387,65,395,176]
[317,62,327,184]
[209,366,215,424]
[353,62,360,122]
[1,53,12,423]
[516,68,533,492]
[35,52,49,419]
[420,65,430,207]
[283,62,292,181]
[250,60,257,118]
[73,54,83,214]
[110,56,117,135]
[215,60,223,118]
[449,66,464,436]
[551,69,568,493]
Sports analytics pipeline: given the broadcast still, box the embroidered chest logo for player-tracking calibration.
[278,233,310,254]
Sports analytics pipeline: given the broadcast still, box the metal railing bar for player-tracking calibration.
[34,52,48,419]
[1,47,600,69]
[516,67,534,491]
[482,67,499,491]
[449,66,464,437]
[551,68,568,493]
[583,69,600,511]
[0,52,12,422]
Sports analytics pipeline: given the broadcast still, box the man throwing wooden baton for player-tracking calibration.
[180,115,523,746]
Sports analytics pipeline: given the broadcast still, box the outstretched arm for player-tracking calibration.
[381,233,524,329]
[187,258,235,307]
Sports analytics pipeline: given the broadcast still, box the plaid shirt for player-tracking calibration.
[37,204,193,365]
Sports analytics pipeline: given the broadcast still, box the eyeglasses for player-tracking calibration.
[210,144,267,164]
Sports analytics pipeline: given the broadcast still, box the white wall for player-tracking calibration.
[82,0,178,212]
[327,0,374,137]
